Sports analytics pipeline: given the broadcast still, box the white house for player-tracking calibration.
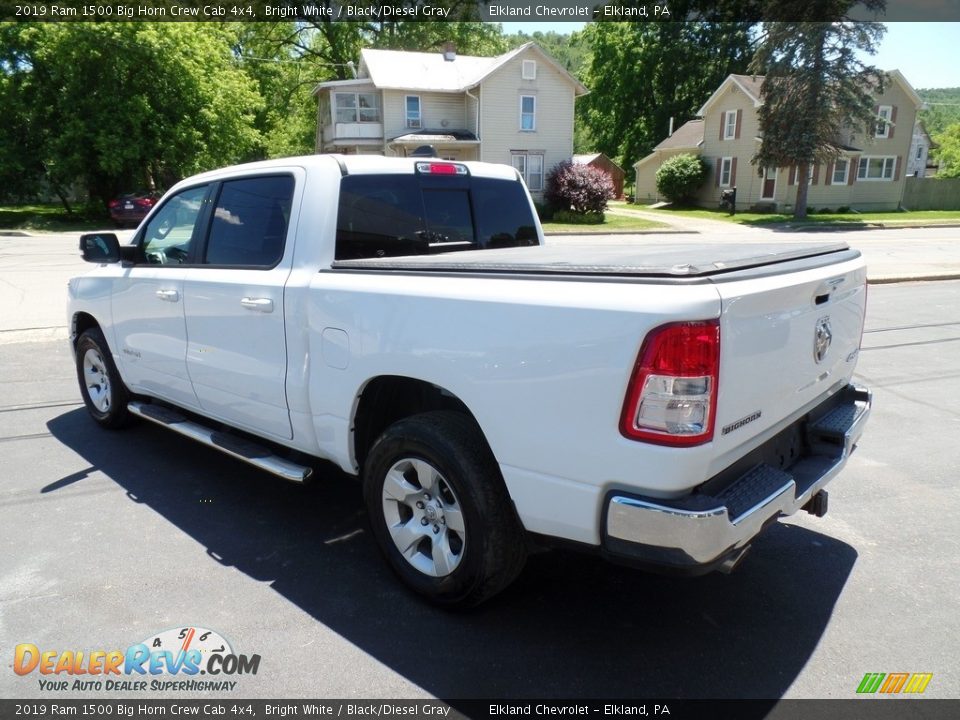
[313,42,588,196]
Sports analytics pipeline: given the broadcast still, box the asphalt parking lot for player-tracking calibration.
[0,233,958,704]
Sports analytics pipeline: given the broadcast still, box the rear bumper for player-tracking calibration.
[602,384,871,572]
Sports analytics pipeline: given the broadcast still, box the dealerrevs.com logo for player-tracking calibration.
[14,626,260,692]
[856,672,934,695]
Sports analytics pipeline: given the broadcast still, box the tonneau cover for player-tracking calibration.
[331,241,855,278]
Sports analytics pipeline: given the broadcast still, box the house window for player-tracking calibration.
[511,153,544,191]
[875,105,892,138]
[520,95,536,131]
[335,92,380,123]
[832,158,849,185]
[857,156,896,181]
[522,60,537,80]
[719,157,733,187]
[405,95,421,129]
[916,145,924,160]
[723,110,738,140]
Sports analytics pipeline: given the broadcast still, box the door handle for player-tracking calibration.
[155,289,179,302]
[240,297,274,313]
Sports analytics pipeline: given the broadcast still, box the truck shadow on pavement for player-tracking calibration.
[48,410,857,700]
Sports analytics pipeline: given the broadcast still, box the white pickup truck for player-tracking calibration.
[69,155,871,606]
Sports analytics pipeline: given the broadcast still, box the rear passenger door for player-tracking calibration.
[181,172,299,440]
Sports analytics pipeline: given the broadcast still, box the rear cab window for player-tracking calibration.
[335,166,538,261]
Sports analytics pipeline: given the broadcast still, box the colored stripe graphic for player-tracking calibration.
[880,673,910,693]
[857,673,886,694]
[903,673,934,694]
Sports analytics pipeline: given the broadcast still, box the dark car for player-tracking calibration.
[109,191,160,227]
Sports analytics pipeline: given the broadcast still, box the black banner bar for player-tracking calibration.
[2,1,960,23]
[2,700,960,720]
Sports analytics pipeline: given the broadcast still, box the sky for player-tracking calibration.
[502,21,960,89]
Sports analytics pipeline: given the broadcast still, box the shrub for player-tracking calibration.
[835,206,851,214]
[533,201,555,222]
[655,154,709,204]
[552,209,605,224]
[545,161,615,215]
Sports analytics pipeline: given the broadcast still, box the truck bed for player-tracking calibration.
[332,241,857,279]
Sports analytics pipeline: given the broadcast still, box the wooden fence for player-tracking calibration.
[902,176,960,210]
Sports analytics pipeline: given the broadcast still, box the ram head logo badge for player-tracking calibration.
[814,317,833,363]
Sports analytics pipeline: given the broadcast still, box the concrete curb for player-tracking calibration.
[0,230,33,237]
[868,273,960,285]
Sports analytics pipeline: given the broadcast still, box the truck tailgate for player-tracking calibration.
[707,254,867,466]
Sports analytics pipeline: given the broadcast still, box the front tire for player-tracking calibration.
[75,328,132,429]
[363,411,526,607]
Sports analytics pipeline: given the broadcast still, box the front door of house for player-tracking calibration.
[762,167,778,200]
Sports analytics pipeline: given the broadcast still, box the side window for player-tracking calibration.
[142,185,208,265]
[204,176,294,267]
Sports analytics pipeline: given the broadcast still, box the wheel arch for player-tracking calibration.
[71,311,103,348]
[352,375,493,473]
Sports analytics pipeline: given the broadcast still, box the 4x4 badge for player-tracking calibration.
[814,317,833,363]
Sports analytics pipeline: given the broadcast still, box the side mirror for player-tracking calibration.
[80,233,121,263]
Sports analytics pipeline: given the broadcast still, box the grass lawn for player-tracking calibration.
[638,204,960,226]
[542,212,668,234]
[0,203,107,232]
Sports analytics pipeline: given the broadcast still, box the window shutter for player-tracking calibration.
[719,116,725,141]
[849,156,859,185]
[812,163,820,185]
[894,155,901,181]
[715,159,721,186]
[788,166,797,186]
[825,161,834,186]
[889,106,898,139]
[735,109,742,140]
[731,157,738,185]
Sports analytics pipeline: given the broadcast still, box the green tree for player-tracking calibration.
[933,122,960,178]
[918,88,960,139]
[289,18,507,78]
[750,2,887,218]
[656,153,710,204]
[1,22,263,209]
[232,22,320,158]
[580,20,753,181]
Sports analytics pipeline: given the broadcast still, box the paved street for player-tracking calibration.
[3,225,959,345]
[1,229,958,702]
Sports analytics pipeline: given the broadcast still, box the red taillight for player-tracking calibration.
[108,199,120,209]
[135,197,155,208]
[620,320,720,446]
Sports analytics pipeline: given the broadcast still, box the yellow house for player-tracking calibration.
[634,71,923,211]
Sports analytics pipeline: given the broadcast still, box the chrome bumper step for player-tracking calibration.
[128,401,312,483]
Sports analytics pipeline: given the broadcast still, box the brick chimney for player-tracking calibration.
[442,42,457,62]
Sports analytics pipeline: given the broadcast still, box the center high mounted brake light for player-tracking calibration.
[415,162,468,176]
[620,320,721,447]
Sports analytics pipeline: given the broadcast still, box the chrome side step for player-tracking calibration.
[128,401,312,483]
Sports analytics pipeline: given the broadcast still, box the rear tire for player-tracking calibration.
[76,328,132,429]
[363,411,526,607]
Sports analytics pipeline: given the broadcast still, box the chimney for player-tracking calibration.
[443,42,457,62]
[668,117,674,137]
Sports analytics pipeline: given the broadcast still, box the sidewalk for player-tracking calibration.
[595,206,960,283]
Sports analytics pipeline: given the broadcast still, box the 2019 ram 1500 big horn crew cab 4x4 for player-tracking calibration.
[69,155,871,606]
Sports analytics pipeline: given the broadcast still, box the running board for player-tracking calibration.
[128,401,312,483]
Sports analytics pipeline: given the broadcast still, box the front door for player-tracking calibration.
[761,166,778,200]
[112,184,210,410]
[181,173,299,441]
